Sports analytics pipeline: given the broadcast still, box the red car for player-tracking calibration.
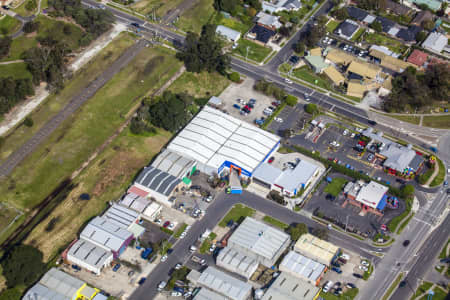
[244,105,251,111]
[272,101,280,107]
[268,156,275,163]
[163,221,171,228]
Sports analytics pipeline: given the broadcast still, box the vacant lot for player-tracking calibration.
[0,15,21,35]
[232,39,272,62]
[219,204,255,227]
[0,32,136,165]
[0,62,32,79]
[167,71,230,98]
[131,0,184,17]
[363,32,407,54]
[422,115,450,129]
[324,177,348,197]
[24,126,171,261]
[175,0,215,33]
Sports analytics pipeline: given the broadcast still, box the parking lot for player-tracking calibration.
[219,77,278,125]
[304,172,405,238]
[267,103,309,136]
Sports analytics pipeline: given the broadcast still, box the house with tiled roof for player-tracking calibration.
[407,49,428,68]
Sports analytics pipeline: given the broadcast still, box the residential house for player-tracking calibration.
[375,16,398,35]
[216,25,241,42]
[247,24,276,45]
[334,19,360,40]
[407,0,441,11]
[412,10,434,27]
[304,55,329,73]
[347,6,376,24]
[407,49,428,68]
[256,12,282,30]
[347,80,367,98]
[396,25,422,42]
[347,60,381,79]
[385,0,413,16]
[325,48,355,66]
[262,0,301,13]
[422,32,448,53]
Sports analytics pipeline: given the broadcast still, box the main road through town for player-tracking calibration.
[129,191,385,300]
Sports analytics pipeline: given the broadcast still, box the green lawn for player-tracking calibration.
[167,71,230,98]
[418,287,448,300]
[35,15,84,51]
[363,32,407,54]
[292,66,333,91]
[0,44,182,212]
[396,213,414,234]
[320,288,359,300]
[175,0,215,33]
[351,28,365,42]
[199,232,217,254]
[439,239,449,259]
[0,36,37,62]
[131,0,185,17]
[326,19,340,33]
[363,263,373,280]
[0,62,32,79]
[0,15,21,35]
[422,115,450,129]
[232,39,272,63]
[14,0,37,17]
[324,177,348,197]
[430,158,446,187]
[413,281,433,299]
[219,204,255,227]
[387,115,421,125]
[262,215,288,230]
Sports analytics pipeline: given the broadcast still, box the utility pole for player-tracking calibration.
[345,215,349,232]
[246,46,250,61]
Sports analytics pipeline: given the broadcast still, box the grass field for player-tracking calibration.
[0,204,21,238]
[324,177,348,197]
[0,62,32,79]
[0,45,181,211]
[214,14,251,34]
[326,19,340,33]
[167,71,230,98]
[14,0,37,17]
[386,114,421,125]
[35,15,84,50]
[418,287,448,300]
[131,0,184,17]
[363,32,407,54]
[175,0,215,33]
[292,66,333,91]
[219,204,255,227]
[422,115,450,129]
[0,32,136,165]
[0,15,21,35]
[232,39,272,62]
[320,288,359,300]
[413,282,433,299]
[0,36,37,62]
[262,216,288,230]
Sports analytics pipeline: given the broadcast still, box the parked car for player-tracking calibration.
[191,256,206,265]
[367,154,374,161]
[189,245,197,252]
[157,281,167,291]
[268,156,275,163]
[233,104,241,109]
[403,240,410,247]
[163,221,171,228]
[346,283,356,289]
[175,263,182,270]
[249,98,256,104]
[323,281,333,293]
[341,253,350,260]
[285,78,293,84]
[138,277,146,285]
[359,265,368,272]
[71,264,81,272]
[130,22,140,27]
[168,222,175,230]
[399,281,407,288]
[331,267,342,274]
[361,260,369,267]
[209,243,217,252]
[112,263,121,272]
[161,255,168,262]
[353,273,363,279]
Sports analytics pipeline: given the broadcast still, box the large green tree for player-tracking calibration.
[177,24,230,74]
[147,92,192,132]
[214,0,240,15]
[286,223,308,241]
[1,245,46,288]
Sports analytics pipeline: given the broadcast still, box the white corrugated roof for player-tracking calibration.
[279,251,326,282]
[216,25,241,41]
[81,216,132,252]
[197,267,252,300]
[355,181,388,209]
[228,217,290,262]
[216,247,259,279]
[67,239,113,270]
[103,204,139,228]
[167,106,279,174]
[261,273,320,300]
[151,150,195,178]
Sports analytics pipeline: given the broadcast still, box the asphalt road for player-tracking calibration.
[390,214,450,300]
[0,39,148,177]
[129,190,384,300]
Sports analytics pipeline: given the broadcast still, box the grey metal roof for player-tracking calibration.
[135,166,181,196]
[347,6,368,21]
[228,217,290,262]
[67,239,113,270]
[120,192,150,213]
[261,273,320,300]
[216,25,241,41]
[194,288,228,300]
[252,163,283,185]
[335,20,359,39]
[196,267,252,300]
[23,283,70,300]
[216,247,259,279]
[409,154,424,171]
[380,143,417,172]
[81,216,132,252]
[276,160,318,192]
[376,16,396,33]
[422,32,448,53]
[151,149,195,178]
[279,251,326,282]
[103,203,139,228]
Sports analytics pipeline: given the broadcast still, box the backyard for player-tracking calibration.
[362,32,408,54]
[326,19,340,33]
[213,13,252,34]
[351,28,365,42]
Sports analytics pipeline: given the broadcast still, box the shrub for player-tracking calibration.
[285,95,298,106]
[23,21,39,33]
[228,72,240,83]
[286,223,308,241]
[304,103,318,114]
[23,117,34,127]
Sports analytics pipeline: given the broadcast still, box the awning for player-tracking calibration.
[128,185,149,198]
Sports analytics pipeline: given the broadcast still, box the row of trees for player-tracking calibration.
[385,64,449,112]
[0,36,12,59]
[0,78,35,116]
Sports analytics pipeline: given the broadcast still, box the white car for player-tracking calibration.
[275,117,283,123]
[171,291,182,297]
[189,245,197,253]
[155,218,162,225]
[180,231,186,239]
[161,255,168,262]
[209,244,217,252]
[361,260,370,267]
[350,133,355,138]
[323,281,333,293]
[343,129,349,136]
[174,263,182,270]
[285,78,293,84]
[359,265,368,271]
[168,222,175,230]
[341,253,350,260]
[157,281,167,291]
